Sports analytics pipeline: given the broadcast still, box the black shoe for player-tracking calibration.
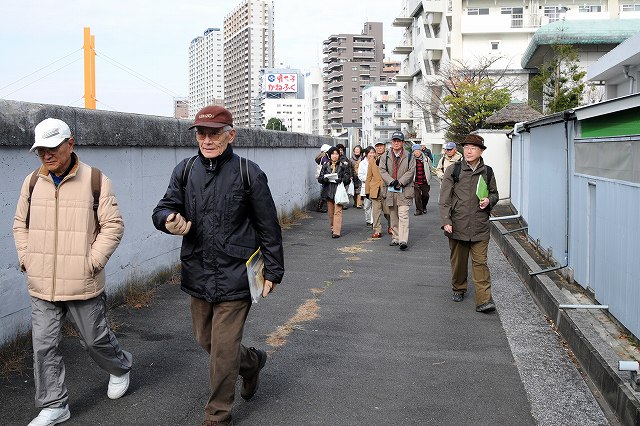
[241,348,267,400]
[332,233,340,238]
[476,300,496,313]
[399,242,408,250]
[389,241,399,246]
[413,211,423,216]
[452,293,464,302]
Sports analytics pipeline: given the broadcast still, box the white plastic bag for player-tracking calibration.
[334,182,350,206]
[347,181,355,196]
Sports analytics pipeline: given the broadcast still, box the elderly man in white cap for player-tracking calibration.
[13,118,132,426]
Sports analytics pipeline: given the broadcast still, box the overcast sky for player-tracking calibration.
[0,0,403,117]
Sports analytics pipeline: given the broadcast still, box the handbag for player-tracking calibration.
[334,182,350,206]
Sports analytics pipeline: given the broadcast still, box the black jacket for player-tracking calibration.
[152,146,284,303]
[318,158,352,200]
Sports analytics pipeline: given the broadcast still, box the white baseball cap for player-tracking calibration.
[31,118,72,152]
[320,143,331,153]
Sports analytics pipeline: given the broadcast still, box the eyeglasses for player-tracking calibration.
[35,139,69,158]
[196,127,231,141]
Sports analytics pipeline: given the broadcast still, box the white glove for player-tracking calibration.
[165,212,191,235]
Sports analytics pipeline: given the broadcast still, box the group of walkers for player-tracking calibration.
[12,105,498,426]
[316,130,500,314]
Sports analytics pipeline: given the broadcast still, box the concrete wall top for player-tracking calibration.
[0,99,335,149]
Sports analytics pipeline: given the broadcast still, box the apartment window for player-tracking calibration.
[352,66,358,71]
[491,41,500,50]
[467,8,489,15]
[352,108,357,113]
[544,6,562,22]
[621,4,640,10]
[352,97,358,103]
[352,87,358,92]
[501,7,523,14]
[579,5,602,12]
[352,77,358,81]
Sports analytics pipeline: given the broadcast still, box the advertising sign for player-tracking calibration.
[264,73,297,93]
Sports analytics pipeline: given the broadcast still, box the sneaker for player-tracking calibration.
[389,240,399,246]
[107,371,130,399]
[28,405,70,426]
[452,293,464,302]
[241,347,267,400]
[371,233,382,238]
[476,300,496,313]
[399,242,408,250]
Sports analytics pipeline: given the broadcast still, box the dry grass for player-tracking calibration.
[279,206,311,229]
[266,298,320,348]
[337,246,371,254]
[0,330,32,377]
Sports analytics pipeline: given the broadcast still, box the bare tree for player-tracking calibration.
[402,56,525,143]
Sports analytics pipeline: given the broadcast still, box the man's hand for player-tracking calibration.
[262,280,277,298]
[165,212,191,235]
[443,224,453,234]
[479,198,490,210]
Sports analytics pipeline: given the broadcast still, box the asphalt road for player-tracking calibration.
[0,185,610,425]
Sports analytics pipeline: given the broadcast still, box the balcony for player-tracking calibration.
[353,51,375,60]
[392,110,413,123]
[394,72,414,83]
[374,110,392,117]
[393,44,414,55]
[392,16,412,27]
[374,124,401,130]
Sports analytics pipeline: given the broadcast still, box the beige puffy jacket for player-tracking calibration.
[13,154,124,301]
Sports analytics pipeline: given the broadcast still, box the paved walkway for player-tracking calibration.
[0,186,611,425]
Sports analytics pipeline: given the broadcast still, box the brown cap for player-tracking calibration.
[189,105,233,129]
[461,134,486,150]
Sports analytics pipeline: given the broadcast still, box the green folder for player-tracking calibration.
[476,175,489,200]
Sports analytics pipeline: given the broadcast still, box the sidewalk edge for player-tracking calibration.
[491,222,640,425]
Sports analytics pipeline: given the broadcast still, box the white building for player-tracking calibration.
[392,0,640,149]
[361,85,402,147]
[304,67,325,135]
[188,28,224,118]
[256,68,305,133]
[224,0,275,127]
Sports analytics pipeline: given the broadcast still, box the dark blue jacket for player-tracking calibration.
[152,146,284,303]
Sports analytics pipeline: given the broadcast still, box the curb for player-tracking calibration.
[491,220,640,425]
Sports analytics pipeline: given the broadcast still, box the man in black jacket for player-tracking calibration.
[152,105,284,426]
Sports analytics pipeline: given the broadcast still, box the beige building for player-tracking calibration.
[322,22,389,138]
[174,98,189,119]
[224,0,275,127]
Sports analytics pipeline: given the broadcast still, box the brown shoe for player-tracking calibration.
[387,227,393,235]
[241,348,267,400]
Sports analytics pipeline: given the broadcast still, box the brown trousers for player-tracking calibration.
[326,199,343,236]
[448,239,492,306]
[190,298,261,424]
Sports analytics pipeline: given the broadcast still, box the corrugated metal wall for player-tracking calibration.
[512,119,640,338]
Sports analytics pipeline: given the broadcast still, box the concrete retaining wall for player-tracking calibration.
[0,100,334,345]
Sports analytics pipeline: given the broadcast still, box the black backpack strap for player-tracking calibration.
[485,165,493,186]
[91,167,102,226]
[26,168,41,228]
[181,155,198,191]
[452,160,462,183]
[239,156,251,194]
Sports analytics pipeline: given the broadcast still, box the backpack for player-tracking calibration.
[452,160,493,185]
[26,167,102,228]
[181,155,251,194]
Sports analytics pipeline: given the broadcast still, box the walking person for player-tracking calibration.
[367,142,388,239]
[13,118,132,426]
[439,134,499,313]
[357,146,374,228]
[152,105,284,426]
[314,143,331,213]
[412,144,432,216]
[373,141,392,235]
[318,146,352,238]
[351,145,363,208]
[435,141,463,182]
[379,131,416,250]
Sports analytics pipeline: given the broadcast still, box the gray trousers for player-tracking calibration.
[31,293,133,408]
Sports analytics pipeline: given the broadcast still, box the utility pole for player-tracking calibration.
[83,27,96,109]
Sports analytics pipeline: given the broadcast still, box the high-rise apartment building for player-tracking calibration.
[188,28,224,118]
[393,0,640,147]
[224,0,275,127]
[362,85,402,147]
[322,22,387,138]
